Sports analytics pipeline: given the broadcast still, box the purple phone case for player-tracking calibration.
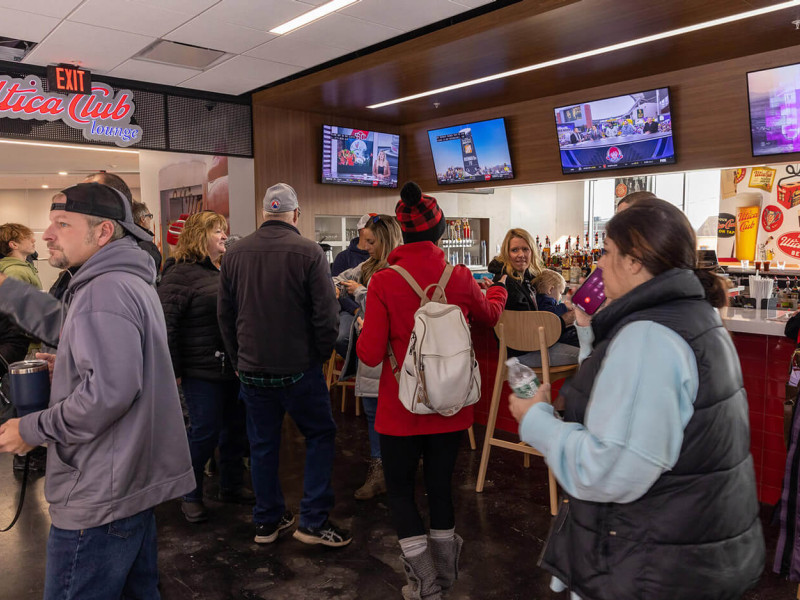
[573,268,606,315]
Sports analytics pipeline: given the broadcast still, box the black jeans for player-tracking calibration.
[380,430,463,540]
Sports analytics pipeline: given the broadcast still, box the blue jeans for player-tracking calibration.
[335,311,355,358]
[44,509,158,600]
[182,377,248,502]
[362,396,380,459]
[517,343,579,368]
[239,363,336,529]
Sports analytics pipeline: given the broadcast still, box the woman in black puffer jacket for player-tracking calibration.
[158,211,250,524]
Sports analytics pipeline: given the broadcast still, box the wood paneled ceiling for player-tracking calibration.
[252,0,800,124]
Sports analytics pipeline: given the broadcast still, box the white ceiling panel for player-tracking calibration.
[0,7,60,43]
[165,10,275,54]
[209,0,308,32]
[134,0,218,12]
[179,55,301,94]
[107,58,204,86]
[245,36,346,68]
[69,0,194,37]
[0,0,82,19]
[449,0,494,8]
[22,21,154,72]
[343,0,467,32]
[284,13,402,52]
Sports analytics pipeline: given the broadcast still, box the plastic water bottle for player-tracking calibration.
[506,357,540,398]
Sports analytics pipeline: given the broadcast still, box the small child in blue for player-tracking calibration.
[533,269,579,347]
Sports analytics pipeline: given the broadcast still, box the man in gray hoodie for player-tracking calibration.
[0,182,194,600]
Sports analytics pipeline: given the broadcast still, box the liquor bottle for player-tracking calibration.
[543,236,551,265]
[463,218,471,241]
[566,236,571,254]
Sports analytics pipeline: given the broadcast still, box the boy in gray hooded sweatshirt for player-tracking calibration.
[0,182,194,600]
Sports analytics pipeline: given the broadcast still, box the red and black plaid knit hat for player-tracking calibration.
[395,182,445,243]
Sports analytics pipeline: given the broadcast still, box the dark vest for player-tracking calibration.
[541,269,765,600]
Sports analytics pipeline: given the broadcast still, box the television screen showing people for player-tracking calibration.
[322,125,399,188]
[554,87,676,174]
[747,62,800,157]
[427,117,514,185]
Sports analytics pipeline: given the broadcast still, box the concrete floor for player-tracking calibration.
[0,398,797,600]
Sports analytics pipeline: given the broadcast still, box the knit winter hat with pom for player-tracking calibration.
[395,181,446,244]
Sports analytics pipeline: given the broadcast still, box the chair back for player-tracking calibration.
[494,310,563,353]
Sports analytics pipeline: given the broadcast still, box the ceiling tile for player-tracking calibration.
[209,0,308,31]
[245,36,346,68]
[449,0,494,8]
[342,0,468,32]
[135,0,218,12]
[107,58,204,86]
[164,10,275,54]
[21,21,154,72]
[69,0,194,37]
[179,55,302,94]
[0,7,60,42]
[0,0,82,19]
[283,13,403,51]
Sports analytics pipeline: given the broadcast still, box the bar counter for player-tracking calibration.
[472,306,795,505]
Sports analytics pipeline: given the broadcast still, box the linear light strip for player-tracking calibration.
[367,0,800,109]
[270,0,360,35]
[0,139,139,154]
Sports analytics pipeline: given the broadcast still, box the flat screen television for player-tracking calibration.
[747,62,800,157]
[427,117,514,185]
[553,87,675,174]
[321,125,399,188]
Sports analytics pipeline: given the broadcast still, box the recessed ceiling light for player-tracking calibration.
[41,184,49,188]
[269,0,360,35]
[58,171,68,176]
[367,0,800,109]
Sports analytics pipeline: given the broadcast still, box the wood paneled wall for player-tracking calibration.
[252,45,800,223]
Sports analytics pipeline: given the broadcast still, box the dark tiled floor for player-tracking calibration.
[0,400,797,599]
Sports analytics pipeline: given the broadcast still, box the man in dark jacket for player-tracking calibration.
[331,213,372,356]
[218,182,351,548]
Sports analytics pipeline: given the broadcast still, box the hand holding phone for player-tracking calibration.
[572,268,606,316]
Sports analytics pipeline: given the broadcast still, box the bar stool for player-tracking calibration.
[324,349,361,416]
[475,310,579,516]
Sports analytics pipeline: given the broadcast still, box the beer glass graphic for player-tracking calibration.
[735,206,760,262]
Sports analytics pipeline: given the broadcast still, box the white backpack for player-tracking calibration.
[387,264,481,416]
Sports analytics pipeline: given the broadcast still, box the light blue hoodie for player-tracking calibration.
[17,237,194,530]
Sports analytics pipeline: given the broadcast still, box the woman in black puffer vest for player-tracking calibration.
[509,198,764,599]
[158,211,250,524]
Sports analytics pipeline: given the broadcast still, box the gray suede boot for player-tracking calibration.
[400,549,443,600]
[429,533,463,590]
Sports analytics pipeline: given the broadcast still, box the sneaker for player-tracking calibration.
[292,520,352,548]
[254,511,296,544]
[218,487,256,505]
[181,500,209,523]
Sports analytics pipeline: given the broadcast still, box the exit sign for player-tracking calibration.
[47,64,91,94]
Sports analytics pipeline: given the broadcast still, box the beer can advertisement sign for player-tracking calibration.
[761,205,784,232]
[735,205,760,261]
[718,213,736,238]
[777,232,800,259]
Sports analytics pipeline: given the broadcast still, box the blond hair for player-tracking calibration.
[361,215,403,286]
[173,211,227,264]
[532,268,566,295]
[0,223,34,256]
[497,228,544,280]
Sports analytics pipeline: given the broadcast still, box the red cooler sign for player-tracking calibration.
[777,231,800,259]
[0,75,142,147]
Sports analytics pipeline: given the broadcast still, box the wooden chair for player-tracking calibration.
[475,310,579,516]
[324,350,361,416]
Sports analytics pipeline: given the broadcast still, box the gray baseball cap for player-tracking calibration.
[263,183,298,213]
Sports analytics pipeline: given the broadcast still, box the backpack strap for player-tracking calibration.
[389,265,428,304]
[426,264,453,304]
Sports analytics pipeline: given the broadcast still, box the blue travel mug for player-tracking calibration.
[8,360,50,418]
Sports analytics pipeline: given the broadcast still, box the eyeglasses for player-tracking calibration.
[143,213,153,219]
[371,215,381,224]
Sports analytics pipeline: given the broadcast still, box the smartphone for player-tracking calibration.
[572,267,606,315]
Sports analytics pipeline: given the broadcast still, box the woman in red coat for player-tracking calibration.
[357,182,507,599]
